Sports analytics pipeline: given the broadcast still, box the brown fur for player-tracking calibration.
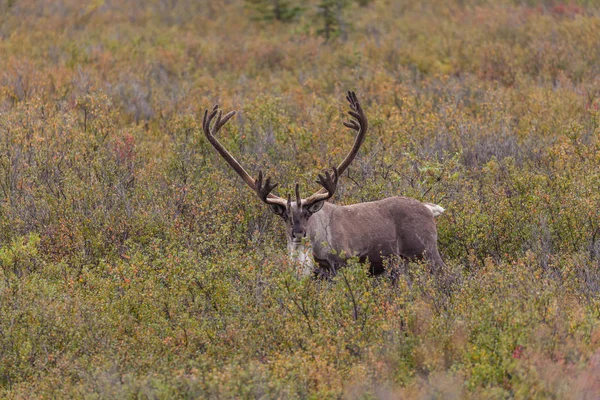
[306,197,444,275]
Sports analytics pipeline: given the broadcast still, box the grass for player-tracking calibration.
[0,0,599,398]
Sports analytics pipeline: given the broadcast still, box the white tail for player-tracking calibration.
[424,203,445,217]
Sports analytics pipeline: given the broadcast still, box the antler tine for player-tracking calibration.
[216,111,235,132]
[305,91,367,202]
[322,167,339,194]
[202,105,286,206]
[214,109,223,133]
[343,119,360,131]
[255,170,286,206]
[295,183,301,207]
[203,105,219,133]
[303,166,339,206]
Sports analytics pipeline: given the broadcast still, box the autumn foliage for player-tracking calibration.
[1,0,599,398]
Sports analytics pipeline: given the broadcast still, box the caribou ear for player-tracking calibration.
[269,204,286,216]
[307,200,325,214]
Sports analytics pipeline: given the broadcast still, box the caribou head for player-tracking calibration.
[203,92,445,277]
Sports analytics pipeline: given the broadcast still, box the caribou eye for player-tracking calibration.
[307,200,325,214]
[269,204,286,216]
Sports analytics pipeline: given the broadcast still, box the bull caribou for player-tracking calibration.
[203,92,445,277]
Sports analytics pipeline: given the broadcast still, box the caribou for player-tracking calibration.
[203,92,445,277]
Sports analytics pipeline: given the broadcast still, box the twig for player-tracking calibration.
[340,269,359,322]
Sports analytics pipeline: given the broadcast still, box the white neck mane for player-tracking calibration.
[287,239,315,277]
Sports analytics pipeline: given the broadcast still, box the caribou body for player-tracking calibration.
[290,198,445,276]
[203,92,445,276]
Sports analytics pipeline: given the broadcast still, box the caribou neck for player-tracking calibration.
[287,236,314,277]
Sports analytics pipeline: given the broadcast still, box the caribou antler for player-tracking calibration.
[203,105,287,207]
[204,92,367,210]
[338,91,368,176]
[304,91,367,202]
[255,170,284,205]
[303,167,339,206]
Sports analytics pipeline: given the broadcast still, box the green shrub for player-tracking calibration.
[0,0,599,397]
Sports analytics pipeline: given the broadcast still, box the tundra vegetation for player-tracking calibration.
[0,0,599,398]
